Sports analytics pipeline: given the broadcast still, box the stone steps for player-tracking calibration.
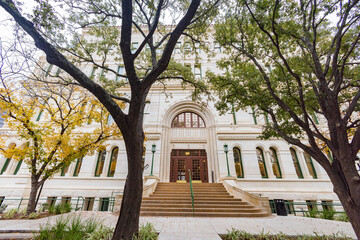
[140,183,269,217]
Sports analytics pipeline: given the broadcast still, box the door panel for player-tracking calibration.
[170,149,208,183]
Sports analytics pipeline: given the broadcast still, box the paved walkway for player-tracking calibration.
[0,212,357,239]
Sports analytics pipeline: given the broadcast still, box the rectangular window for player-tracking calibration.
[184,42,191,52]
[61,197,71,205]
[90,66,98,79]
[214,42,221,53]
[194,65,202,79]
[174,42,181,53]
[47,197,57,207]
[321,200,333,211]
[306,200,317,211]
[60,165,69,176]
[55,67,61,77]
[116,66,125,81]
[99,198,109,211]
[36,110,43,121]
[83,197,94,211]
[131,42,138,53]
[45,64,53,77]
[73,158,83,177]
[195,42,201,53]
[284,200,295,214]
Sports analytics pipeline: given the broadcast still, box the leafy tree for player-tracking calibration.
[0,80,121,215]
[0,0,219,238]
[208,0,360,237]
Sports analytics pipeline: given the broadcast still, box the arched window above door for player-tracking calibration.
[171,112,205,128]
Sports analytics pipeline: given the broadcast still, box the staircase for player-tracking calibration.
[140,183,269,217]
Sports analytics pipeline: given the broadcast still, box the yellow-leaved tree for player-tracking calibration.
[0,81,122,214]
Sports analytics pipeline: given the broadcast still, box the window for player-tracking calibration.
[90,66,98,79]
[195,42,201,53]
[184,42,192,52]
[311,112,319,124]
[45,64,53,77]
[47,197,57,207]
[290,148,303,179]
[55,67,61,77]
[270,147,282,178]
[0,196,4,207]
[94,150,106,176]
[256,147,268,178]
[194,65,202,79]
[131,42,138,53]
[73,157,83,177]
[233,147,244,178]
[284,200,295,214]
[13,160,22,175]
[304,152,317,179]
[116,66,125,81]
[321,200,333,211]
[36,110,43,121]
[174,42,181,53]
[107,115,114,125]
[171,112,205,128]
[214,42,221,53]
[61,196,71,205]
[61,165,69,176]
[83,197,94,211]
[306,200,317,211]
[99,198,110,211]
[0,158,11,175]
[108,147,118,177]
[1,143,16,175]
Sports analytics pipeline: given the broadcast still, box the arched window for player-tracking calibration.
[95,149,106,177]
[304,152,317,179]
[270,147,282,178]
[171,112,205,128]
[290,148,303,179]
[256,147,268,178]
[107,115,114,125]
[233,147,244,178]
[108,147,119,177]
[73,157,83,177]
[1,143,16,175]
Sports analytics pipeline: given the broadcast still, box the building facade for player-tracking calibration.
[0,31,338,212]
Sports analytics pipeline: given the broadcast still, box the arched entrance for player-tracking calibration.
[170,149,208,183]
[159,101,218,183]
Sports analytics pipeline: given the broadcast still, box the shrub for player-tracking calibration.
[320,209,335,220]
[133,223,158,240]
[3,208,18,219]
[304,209,318,218]
[223,228,256,240]
[335,212,349,222]
[34,215,113,240]
[48,203,72,215]
[28,212,40,219]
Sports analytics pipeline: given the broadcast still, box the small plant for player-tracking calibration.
[320,208,335,220]
[223,228,256,240]
[133,222,158,240]
[86,225,114,240]
[304,209,318,218]
[335,212,349,222]
[0,204,8,213]
[3,208,18,219]
[48,203,72,215]
[28,212,40,219]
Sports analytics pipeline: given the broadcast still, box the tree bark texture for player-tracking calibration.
[26,177,40,214]
[112,120,145,240]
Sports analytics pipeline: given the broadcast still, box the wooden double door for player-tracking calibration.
[170,149,208,183]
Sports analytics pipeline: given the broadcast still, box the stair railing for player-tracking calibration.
[188,169,195,216]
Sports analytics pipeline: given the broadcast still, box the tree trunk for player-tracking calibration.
[112,124,144,240]
[329,159,360,239]
[26,177,40,215]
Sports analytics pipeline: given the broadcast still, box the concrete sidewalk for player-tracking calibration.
[0,212,357,239]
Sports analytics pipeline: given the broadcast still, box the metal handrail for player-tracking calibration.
[188,169,195,216]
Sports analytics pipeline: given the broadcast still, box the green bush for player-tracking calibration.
[223,228,256,240]
[34,215,113,240]
[28,212,40,219]
[304,209,318,218]
[133,223,158,240]
[3,208,18,219]
[48,203,72,215]
[320,209,335,220]
[335,212,349,222]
